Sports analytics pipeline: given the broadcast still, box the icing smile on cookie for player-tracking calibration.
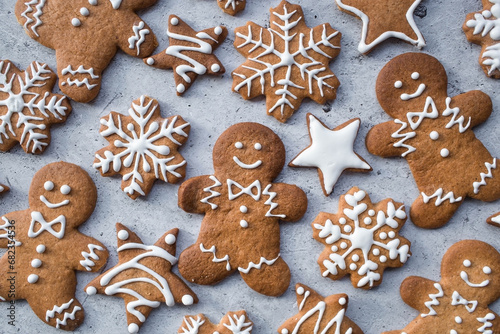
[395,72,426,101]
[233,141,263,169]
[40,181,71,209]
[460,259,491,288]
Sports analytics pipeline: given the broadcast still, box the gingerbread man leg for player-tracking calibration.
[239,256,290,296]
[410,193,463,228]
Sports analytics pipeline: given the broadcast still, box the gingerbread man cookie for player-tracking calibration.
[15,0,158,102]
[463,0,500,78]
[178,310,253,334]
[383,240,500,334]
[366,53,500,228]
[178,122,307,296]
[0,162,108,330]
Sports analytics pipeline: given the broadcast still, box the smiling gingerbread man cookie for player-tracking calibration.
[366,53,500,228]
[383,240,500,334]
[0,161,108,330]
[178,122,307,296]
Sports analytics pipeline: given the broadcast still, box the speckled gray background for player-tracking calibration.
[0,0,499,333]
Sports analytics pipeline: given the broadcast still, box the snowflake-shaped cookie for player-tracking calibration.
[0,60,71,154]
[312,187,411,289]
[232,0,341,123]
[215,0,246,15]
[178,311,253,334]
[93,95,190,200]
[463,0,500,78]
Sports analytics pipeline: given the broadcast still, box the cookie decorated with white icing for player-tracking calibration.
[366,53,500,229]
[232,0,341,123]
[312,187,411,289]
[93,95,190,200]
[0,161,109,330]
[383,240,500,334]
[178,122,307,297]
[0,181,9,195]
[289,114,372,196]
[335,0,425,54]
[85,223,198,334]
[0,60,71,154]
[15,0,158,102]
[145,15,227,96]
[278,283,364,334]
[463,0,500,78]
[178,310,253,334]
[216,0,246,15]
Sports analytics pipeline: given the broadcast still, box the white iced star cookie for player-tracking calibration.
[289,114,372,196]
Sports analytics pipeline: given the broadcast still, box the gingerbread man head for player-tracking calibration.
[212,122,286,182]
[29,162,97,227]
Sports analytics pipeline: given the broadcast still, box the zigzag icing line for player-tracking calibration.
[473,158,497,194]
[262,184,286,218]
[238,254,280,274]
[56,305,82,329]
[21,0,46,37]
[61,65,99,79]
[80,244,104,271]
[46,299,82,328]
[420,283,444,317]
[442,97,471,133]
[61,78,97,90]
[200,175,222,209]
[128,21,150,56]
[391,119,416,157]
[422,189,463,206]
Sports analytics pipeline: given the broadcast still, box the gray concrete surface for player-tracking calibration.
[0,0,499,333]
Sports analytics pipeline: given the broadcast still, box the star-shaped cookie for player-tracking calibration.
[289,114,371,196]
[85,224,198,334]
[278,283,364,334]
[335,0,425,54]
[178,311,253,334]
[145,15,227,96]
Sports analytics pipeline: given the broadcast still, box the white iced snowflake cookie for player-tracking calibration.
[178,310,253,334]
[93,95,190,200]
[312,187,411,289]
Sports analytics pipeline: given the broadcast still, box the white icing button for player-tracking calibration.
[118,230,129,240]
[343,225,352,233]
[44,181,54,191]
[89,0,97,5]
[440,148,450,158]
[296,286,304,295]
[340,242,347,249]
[181,294,194,305]
[36,244,46,254]
[60,185,71,195]
[394,81,403,89]
[240,205,248,213]
[463,259,471,267]
[240,220,248,228]
[80,7,90,16]
[364,217,372,225]
[331,245,338,252]
[211,64,221,72]
[368,210,375,216]
[450,331,457,334]
[146,57,155,65]
[214,26,223,35]
[372,248,380,256]
[411,72,420,80]
[164,234,176,245]
[176,84,186,94]
[339,217,346,225]
[380,256,387,263]
[27,274,39,284]
[235,142,243,149]
[128,323,139,333]
[349,263,357,270]
[338,297,346,305]
[86,286,97,295]
[352,254,360,262]
[281,329,289,334]
[170,17,179,25]
[388,231,396,238]
[455,316,462,324]
[429,131,439,140]
[380,232,387,240]
[254,143,262,150]
[72,18,82,27]
[484,266,492,274]
[31,259,42,268]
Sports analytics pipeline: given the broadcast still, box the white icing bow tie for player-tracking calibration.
[227,180,261,201]
[451,291,478,313]
[29,211,66,239]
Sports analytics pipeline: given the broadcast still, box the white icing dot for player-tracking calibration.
[296,286,305,295]
[352,254,360,262]
[128,323,139,333]
[484,266,492,274]
[380,256,387,263]
[235,142,243,149]
[340,242,348,249]
[118,230,129,240]
[80,7,90,16]
[440,148,450,158]
[86,286,97,295]
[127,123,135,132]
[331,245,338,252]
[164,234,176,245]
[463,259,471,267]
[339,297,346,305]
[281,329,289,334]
[240,220,248,228]
[72,18,81,27]
[182,294,194,305]
[60,185,71,195]
[450,331,457,334]
[36,245,46,254]
[394,81,403,88]
[89,0,97,5]
[483,10,492,18]
[176,84,186,94]
[339,217,346,225]
[411,72,420,80]
[254,143,262,150]
[240,205,248,213]
[343,225,352,233]
[31,259,42,268]
[455,316,462,324]
[214,26,223,35]
[146,57,154,65]
[44,181,54,191]
[349,263,357,270]
[372,248,380,256]
[368,210,375,216]
[211,64,221,72]
[364,217,372,225]
[380,232,387,240]
[388,231,396,238]
[429,131,439,140]
[27,274,39,284]
[170,17,179,25]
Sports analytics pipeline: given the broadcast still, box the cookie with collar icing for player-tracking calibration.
[0,161,108,330]
[232,0,342,123]
[178,122,307,296]
[178,310,253,334]
[216,0,246,15]
[15,0,158,102]
[366,52,500,229]
[85,223,198,334]
[383,240,500,334]
[145,15,227,96]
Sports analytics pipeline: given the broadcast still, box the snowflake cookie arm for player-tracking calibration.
[219,310,253,334]
[178,175,222,214]
[70,234,109,273]
[448,91,492,129]
[218,0,246,16]
[0,211,24,249]
[116,13,158,58]
[265,183,307,222]
[366,121,411,157]
[399,276,441,315]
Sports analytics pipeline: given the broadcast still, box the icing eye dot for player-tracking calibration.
[181,294,194,306]
[214,26,223,35]
[364,217,372,225]
[80,7,90,16]
[170,17,179,25]
[372,248,380,256]
[60,185,71,195]
[235,142,243,149]
[254,143,262,150]
[146,57,155,65]
[349,263,357,270]
[352,254,360,262]
[338,297,347,305]
[339,217,346,225]
[36,245,46,254]
[164,234,176,245]
[411,72,420,80]
[394,81,403,89]
[429,131,439,140]
[296,286,305,295]
[463,259,472,267]
[44,181,54,191]
[118,230,129,241]
[86,286,97,295]
[368,210,375,216]
[380,232,388,240]
[380,255,387,263]
[340,242,348,249]
[344,225,352,233]
[440,148,450,158]
[483,266,492,274]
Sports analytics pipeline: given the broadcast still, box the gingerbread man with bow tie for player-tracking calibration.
[0,162,108,330]
[177,122,307,296]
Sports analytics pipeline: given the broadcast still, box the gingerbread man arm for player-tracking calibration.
[266,183,307,222]
[178,175,222,214]
[70,233,109,273]
[449,91,492,129]
[366,121,410,158]
[0,211,24,249]
[399,276,441,314]
[115,11,158,59]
